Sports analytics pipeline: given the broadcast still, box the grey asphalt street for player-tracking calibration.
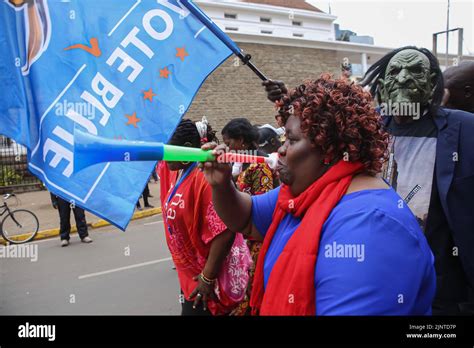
[0,215,181,315]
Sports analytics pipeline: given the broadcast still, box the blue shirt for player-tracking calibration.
[251,187,436,315]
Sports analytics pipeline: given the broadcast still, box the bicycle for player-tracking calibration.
[0,193,39,244]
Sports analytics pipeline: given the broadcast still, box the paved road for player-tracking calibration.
[0,215,181,315]
[6,182,162,232]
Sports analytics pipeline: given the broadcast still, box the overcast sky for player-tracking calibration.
[309,0,473,56]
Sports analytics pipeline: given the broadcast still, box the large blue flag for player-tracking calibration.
[0,0,232,230]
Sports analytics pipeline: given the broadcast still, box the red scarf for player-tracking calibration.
[250,160,364,315]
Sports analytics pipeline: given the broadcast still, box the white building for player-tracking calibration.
[195,0,474,77]
[196,0,336,42]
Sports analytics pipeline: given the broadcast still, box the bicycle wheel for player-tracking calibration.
[1,209,39,244]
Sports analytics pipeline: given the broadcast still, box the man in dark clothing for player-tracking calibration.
[51,193,92,247]
[263,47,474,315]
[360,47,474,315]
[136,184,154,211]
[443,61,474,113]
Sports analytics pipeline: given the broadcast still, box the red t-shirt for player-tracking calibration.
[159,163,250,315]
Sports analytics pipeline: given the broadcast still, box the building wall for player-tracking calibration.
[186,42,340,134]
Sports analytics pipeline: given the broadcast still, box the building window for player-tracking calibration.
[261,30,273,35]
[260,17,271,23]
[224,13,237,19]
[225,27,239,31]
[292,20,302,26]
[293,33,304,38]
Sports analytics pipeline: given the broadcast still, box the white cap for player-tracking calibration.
[259,124,285,136]
[195,116,208,140]
[232,162,243,176]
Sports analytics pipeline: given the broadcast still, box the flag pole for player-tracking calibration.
[240,53,268,81]
[181,0,269,81]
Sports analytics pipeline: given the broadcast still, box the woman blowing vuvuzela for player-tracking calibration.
[201,75,436,316]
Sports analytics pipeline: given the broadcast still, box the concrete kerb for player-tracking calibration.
[0,207,162,245]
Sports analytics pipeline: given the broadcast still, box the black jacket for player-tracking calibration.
[384,108,474,313]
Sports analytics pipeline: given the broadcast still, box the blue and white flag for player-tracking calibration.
[0,0,232,229]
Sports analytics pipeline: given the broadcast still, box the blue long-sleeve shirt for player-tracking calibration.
[251,187,436,315]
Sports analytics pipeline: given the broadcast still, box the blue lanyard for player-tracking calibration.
[166,162,197,206]
[165,163,197,235]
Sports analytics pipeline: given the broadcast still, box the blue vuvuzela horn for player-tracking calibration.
[73,130,216,173]
[73,130,279,174]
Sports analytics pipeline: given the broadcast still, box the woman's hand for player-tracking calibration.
[189,275,217,311]
[200,143,233,187]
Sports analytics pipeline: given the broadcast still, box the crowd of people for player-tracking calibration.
[158,47,474,316]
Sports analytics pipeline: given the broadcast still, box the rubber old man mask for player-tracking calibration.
[378,49,437,123]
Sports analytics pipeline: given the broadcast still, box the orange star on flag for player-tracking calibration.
[143,88,156,102]
[176,47,189,61]
[126,112,141,128]
[160,67,171,79]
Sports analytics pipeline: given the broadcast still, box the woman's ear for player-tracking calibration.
[464,85,472,98]
[309,139,319,149]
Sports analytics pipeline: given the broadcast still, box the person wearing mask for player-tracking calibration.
[264,48,474,315]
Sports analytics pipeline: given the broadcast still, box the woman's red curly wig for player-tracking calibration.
[277,74,389,175]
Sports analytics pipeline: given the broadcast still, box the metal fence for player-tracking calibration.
[0,135,41,191]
